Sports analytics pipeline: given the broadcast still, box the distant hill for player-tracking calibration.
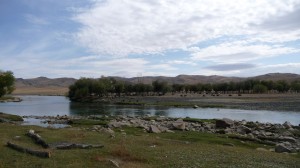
[249,73,300,82]
[15,77,77,88]
[12,73,300,95]
[13,77,77,95]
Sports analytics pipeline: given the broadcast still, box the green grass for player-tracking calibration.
[0,112,24,121]
[0,122,299,168]
[0,96,15,100]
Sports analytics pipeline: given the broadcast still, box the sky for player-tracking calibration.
[0,0,300,79]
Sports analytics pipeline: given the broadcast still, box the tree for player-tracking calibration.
[152,80,170,95]
[253,84,268,93]
[0,71,15,97]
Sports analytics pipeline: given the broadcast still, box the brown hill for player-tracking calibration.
[13,77,77,95]
[250,73,300,82]
[13,73,300,95]
[15,77,77,88]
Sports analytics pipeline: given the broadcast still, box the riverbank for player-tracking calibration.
[85,93,300,112]
[0,96,22,103]
[1,113,300,167]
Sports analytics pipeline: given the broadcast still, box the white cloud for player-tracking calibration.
[167,60,197,66]
[190,41,299,63]
[73,0,300,56]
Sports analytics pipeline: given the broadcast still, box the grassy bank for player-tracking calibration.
[0,122,299,168]
[0,112,23,121]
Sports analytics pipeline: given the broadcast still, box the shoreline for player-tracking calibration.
[3,113,300,154]
[72,93,300,112]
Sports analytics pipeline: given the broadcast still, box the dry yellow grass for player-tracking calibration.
[13,87,68,96]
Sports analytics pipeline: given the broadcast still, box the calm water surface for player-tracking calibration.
[0,95,299,125]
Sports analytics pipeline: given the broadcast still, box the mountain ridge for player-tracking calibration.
[15,73,300,88]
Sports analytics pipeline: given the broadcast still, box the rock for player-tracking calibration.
[108,159,120,168]
[281,131,293,136]
[236,125,251,135]
[108,121,122,128]
[275,143,292,153]
[193,105,199,108]
[105,128,115,135]
[157,126,169,132]
[224,128,234,134]
[280,136,296,143]
[215,118,234,128]
[149,125,161,133]
[283,121,293,129]
[165,130,175,133]
[252,130,260,135]
[172,119,186,130]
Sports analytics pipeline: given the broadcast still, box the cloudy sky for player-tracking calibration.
[1,0,300,79]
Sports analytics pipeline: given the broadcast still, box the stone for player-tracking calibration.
[172,119,186,130]
[224,128,233,134]
[105,128,115,135]
[215,118,234,128]
[157,126,169,132]
[252,130,260,135]
[236,125,251,135]
[282,131,293,136]
[108,159,120,168]
[275,143,292,153]
[280,136,297,143]
[165,130,175,133]
[149,125,161,133]
[108,121,122,128]
[193,105,199,108]
[283,121,293,129]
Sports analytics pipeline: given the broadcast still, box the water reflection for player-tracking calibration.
[0,96,299,125]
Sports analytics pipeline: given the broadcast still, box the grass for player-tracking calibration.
[0,96,15,100]
[0,122,299,168]
[0,112,24,121]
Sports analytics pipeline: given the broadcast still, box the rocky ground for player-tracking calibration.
[22,114,300,154]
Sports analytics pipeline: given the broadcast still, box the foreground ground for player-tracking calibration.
[1,121,300,168]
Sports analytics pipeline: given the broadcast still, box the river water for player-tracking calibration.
[0,95,299,125]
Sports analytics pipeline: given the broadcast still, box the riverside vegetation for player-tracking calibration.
[68,77,300,102]
[1,113,300,167]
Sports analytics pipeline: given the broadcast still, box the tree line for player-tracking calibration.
[68,77,300,101]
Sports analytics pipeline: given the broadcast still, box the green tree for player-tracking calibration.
[253,84,268,93]
[291,81,300,92]
[152,80,170,95]
[0,71,15,97]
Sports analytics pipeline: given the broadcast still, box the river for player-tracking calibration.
[0,95,299,125]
